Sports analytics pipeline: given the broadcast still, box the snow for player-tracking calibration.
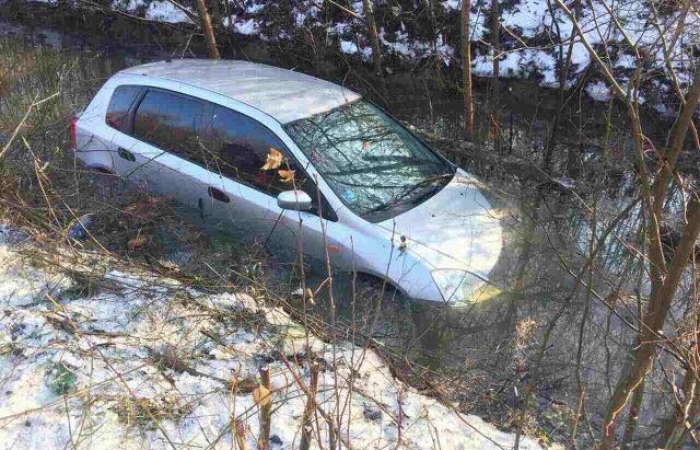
[379,29,455,65]
[615,54,637,69]
[502,0,549,39]
[33,0,700,108]
[0,232,556,450]
[246,2,265,14]
[234,18,258,36]
[586,80,612,102]
[340,40,359,55]
[532,50,558,87]
[293,1,319,27]
[569,42,592,74]
[144,1,192,24]
[472,53,493,77]
[443,0,460,11]
[350,1,364,15]
[111,0,145,11]
[500,52,523,78]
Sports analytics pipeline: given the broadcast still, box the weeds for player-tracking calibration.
[1,13,684,449]
[46,362,77,395]
[112,395,192,430]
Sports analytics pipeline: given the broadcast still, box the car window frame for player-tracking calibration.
[130,87,211,162]
[115,84,338,222]
[104,84,145,133]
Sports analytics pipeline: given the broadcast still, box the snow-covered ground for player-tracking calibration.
[0,227,555,449]
[103,0,699,109]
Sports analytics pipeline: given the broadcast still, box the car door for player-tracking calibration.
[102,85,147,185]
[123,88,225,219]
[202,104,339,262]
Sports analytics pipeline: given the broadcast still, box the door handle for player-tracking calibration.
[208,187,230,203]
[117,147,136,162]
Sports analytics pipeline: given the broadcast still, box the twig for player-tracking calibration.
[258,366,272,450]
[299,362,320,450]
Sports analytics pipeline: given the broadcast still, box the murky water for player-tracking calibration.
[1,19,681,446]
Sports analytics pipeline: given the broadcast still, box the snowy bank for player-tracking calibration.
[100,0,700,107]
[0,228,555,449]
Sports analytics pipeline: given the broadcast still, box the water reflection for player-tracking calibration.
[4,21,682,444]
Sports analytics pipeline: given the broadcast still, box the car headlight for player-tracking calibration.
[431,269,488,304]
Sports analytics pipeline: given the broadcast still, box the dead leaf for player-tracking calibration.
[158,260,180,271]
[278,169,296,184]
[155,344,190,373]
[231,376,258,394]
[128,235,151,251]
[261,147,283,171]
[305,288,315,306]
[253,384,271,406]
[124,196,170,220]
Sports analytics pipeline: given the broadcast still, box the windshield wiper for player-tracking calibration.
[363,203,393,215]
[408,184,443,205]
[362,173,453,217]
[394,173,453,204]
[362,155,432,163]
[325,160,434,177]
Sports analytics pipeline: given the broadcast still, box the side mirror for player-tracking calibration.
[277,190,312,211]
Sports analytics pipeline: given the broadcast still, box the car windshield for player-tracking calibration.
[284,100,455,222]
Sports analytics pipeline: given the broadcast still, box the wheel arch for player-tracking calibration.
[352,270,410,299]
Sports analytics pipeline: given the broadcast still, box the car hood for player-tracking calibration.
[376,170,503,279]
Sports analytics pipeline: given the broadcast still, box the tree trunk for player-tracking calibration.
[195,0,221,60]
[257,367,271,450]
[543,0,577,174]
[362,0,382,77]
[661,365,699,449]
[362,0,386,99]
[600,198,700,449]
[489,0,501,153]
[661,302,700,449]
[461,0,474,136]
[619,384,645,450]
[651,70,700,219]
[599,69,700,449]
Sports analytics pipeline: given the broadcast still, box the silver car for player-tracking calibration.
[73,59,502,305]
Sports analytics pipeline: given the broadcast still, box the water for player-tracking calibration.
[0,18,682,446]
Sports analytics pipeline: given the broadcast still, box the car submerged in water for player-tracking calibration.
[72,59,502,305]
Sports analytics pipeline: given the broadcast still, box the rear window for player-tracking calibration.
[132,89,207,161]
[105,85,141,131]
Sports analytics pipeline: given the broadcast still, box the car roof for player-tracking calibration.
[120,59,361,123]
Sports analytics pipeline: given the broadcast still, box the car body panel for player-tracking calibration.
[74,60,503,304]
[120,59,361,124]
[377,170,503,279]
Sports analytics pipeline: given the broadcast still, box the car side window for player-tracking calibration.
[105,85,142,131]
[205,106,297,194]
[132,90,209,162]
[204,106,336,220]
